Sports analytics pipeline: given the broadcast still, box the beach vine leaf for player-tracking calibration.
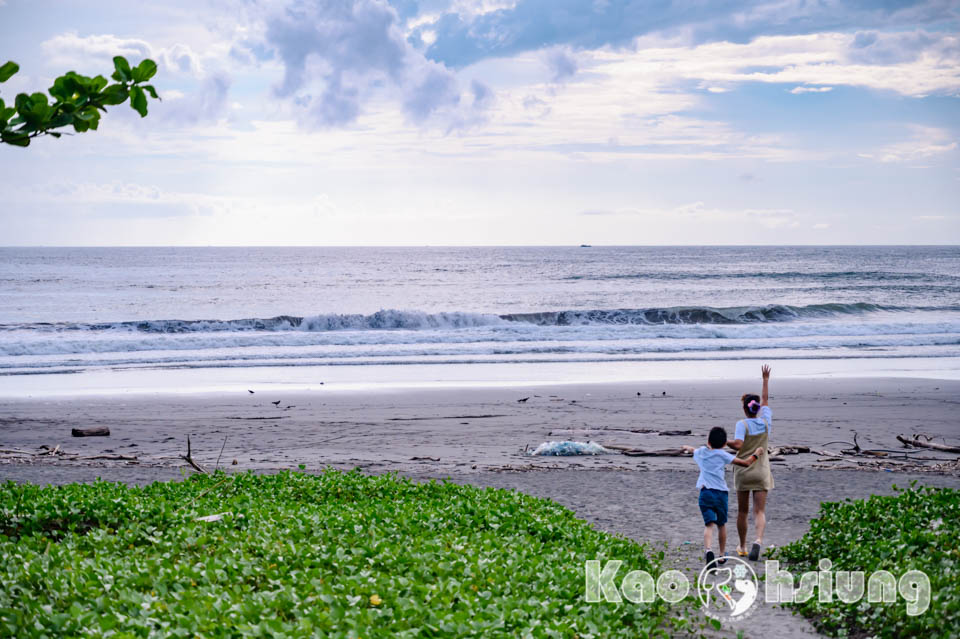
[0,56,159,147]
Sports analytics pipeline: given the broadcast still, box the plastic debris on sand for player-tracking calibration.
[530,441,611,456]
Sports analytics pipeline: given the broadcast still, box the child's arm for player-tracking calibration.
[681,445,696,455]
[731,447,764,467]
[761,364,771,407]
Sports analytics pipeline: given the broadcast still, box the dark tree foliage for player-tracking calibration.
[0,56,159,147]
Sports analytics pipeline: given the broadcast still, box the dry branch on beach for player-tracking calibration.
[0,444,137,462]
[897,434,960,454]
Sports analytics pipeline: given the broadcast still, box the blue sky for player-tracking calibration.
[0,0,958,245]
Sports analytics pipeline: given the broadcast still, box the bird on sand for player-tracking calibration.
[271,400,281,406]
[517,397,530,403]
[248,390,254,394]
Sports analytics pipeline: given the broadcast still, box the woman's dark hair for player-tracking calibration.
[742,393,761,417]
[708,426,728,449]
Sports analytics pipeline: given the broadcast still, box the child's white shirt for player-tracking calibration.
[693,446,735,491]
[735,405,772,440]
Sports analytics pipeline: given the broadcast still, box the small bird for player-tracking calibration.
[517,397,530,403]
[662,391,666,396]
[637,392,641,396]
[248,390,254,394]
[271,400,281,406]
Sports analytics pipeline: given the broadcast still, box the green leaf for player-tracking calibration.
[142,84,160,100]
[100,84,129,106]
[0,61,18,83]
[132,59,158,83]
[129,86,148,117]
[0,131,29,146]
[113,56,132,82]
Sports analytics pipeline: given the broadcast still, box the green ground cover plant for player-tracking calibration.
[0,470,683,638]
[774,484,959,638]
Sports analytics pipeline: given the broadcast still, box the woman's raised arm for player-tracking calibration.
[761,364,771,407]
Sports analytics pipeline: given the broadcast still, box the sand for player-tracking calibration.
[2,376,959,637]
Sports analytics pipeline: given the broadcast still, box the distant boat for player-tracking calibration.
[580,244,592,248]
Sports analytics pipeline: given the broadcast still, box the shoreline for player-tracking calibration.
[3,356,960,399]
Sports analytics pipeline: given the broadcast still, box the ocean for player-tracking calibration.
[2,246,959,394]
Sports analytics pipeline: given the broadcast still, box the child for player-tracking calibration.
[683,428,763,568]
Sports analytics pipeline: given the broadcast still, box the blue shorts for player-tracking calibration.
[699,488,729,526]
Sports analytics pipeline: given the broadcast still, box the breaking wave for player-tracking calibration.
[2,303,942,334]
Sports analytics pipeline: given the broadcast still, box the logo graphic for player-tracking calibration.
[697,557,759,623]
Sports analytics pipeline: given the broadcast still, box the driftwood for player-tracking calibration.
[0,448,33,455]
[180,435,209,474]
[71,427,110,437]
[547,428,691,437]
[75,454,138,461]
[622,448,690,457]
[897,434,960,454]
[769,445,810,455]
[411,456,441,462]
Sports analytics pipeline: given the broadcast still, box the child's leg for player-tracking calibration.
[717,524,727,556]
[703,523,715,551]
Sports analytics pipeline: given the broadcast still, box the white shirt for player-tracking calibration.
[735,405,772,441]
[693,446,736,491]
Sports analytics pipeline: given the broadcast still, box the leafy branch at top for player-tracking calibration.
[0,56,160,147]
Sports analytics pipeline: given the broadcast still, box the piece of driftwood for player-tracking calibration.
[897,434,960,454]
[769,445,810,455]
[71,427,110,437]
[75,454,138,461]
[411,456,441,462]
[180,435,209,474]
[622,448,690,457]
[658,430,692,436]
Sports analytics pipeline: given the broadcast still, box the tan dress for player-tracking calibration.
[733,412,774,492]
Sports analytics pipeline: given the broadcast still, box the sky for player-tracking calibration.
[0,0,958,246]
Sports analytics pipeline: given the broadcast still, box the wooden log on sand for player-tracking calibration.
[897,434,960,454]
[622,448,690,457]
[71,427,110,437]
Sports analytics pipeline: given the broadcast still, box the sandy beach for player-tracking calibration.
[3,376,959,637]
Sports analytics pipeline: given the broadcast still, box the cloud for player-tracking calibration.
[417,0,956,68]
[544,47,578,83]
[790,86,833,93]
[261,0,491,129]
[578,202,799,228]
[41,32,153,68]
[858,125,957,162]
[847,29,958,65]
[156,71,233,124]
[21,181,241,218]
[41,32,204,76]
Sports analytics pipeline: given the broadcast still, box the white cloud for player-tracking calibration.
[593,31,960,98]
[858,125,957,163]
[790,86,833,94]
[41,31,206,77]
[41,32,153,68]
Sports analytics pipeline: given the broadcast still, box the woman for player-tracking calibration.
[728,365,773,561]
